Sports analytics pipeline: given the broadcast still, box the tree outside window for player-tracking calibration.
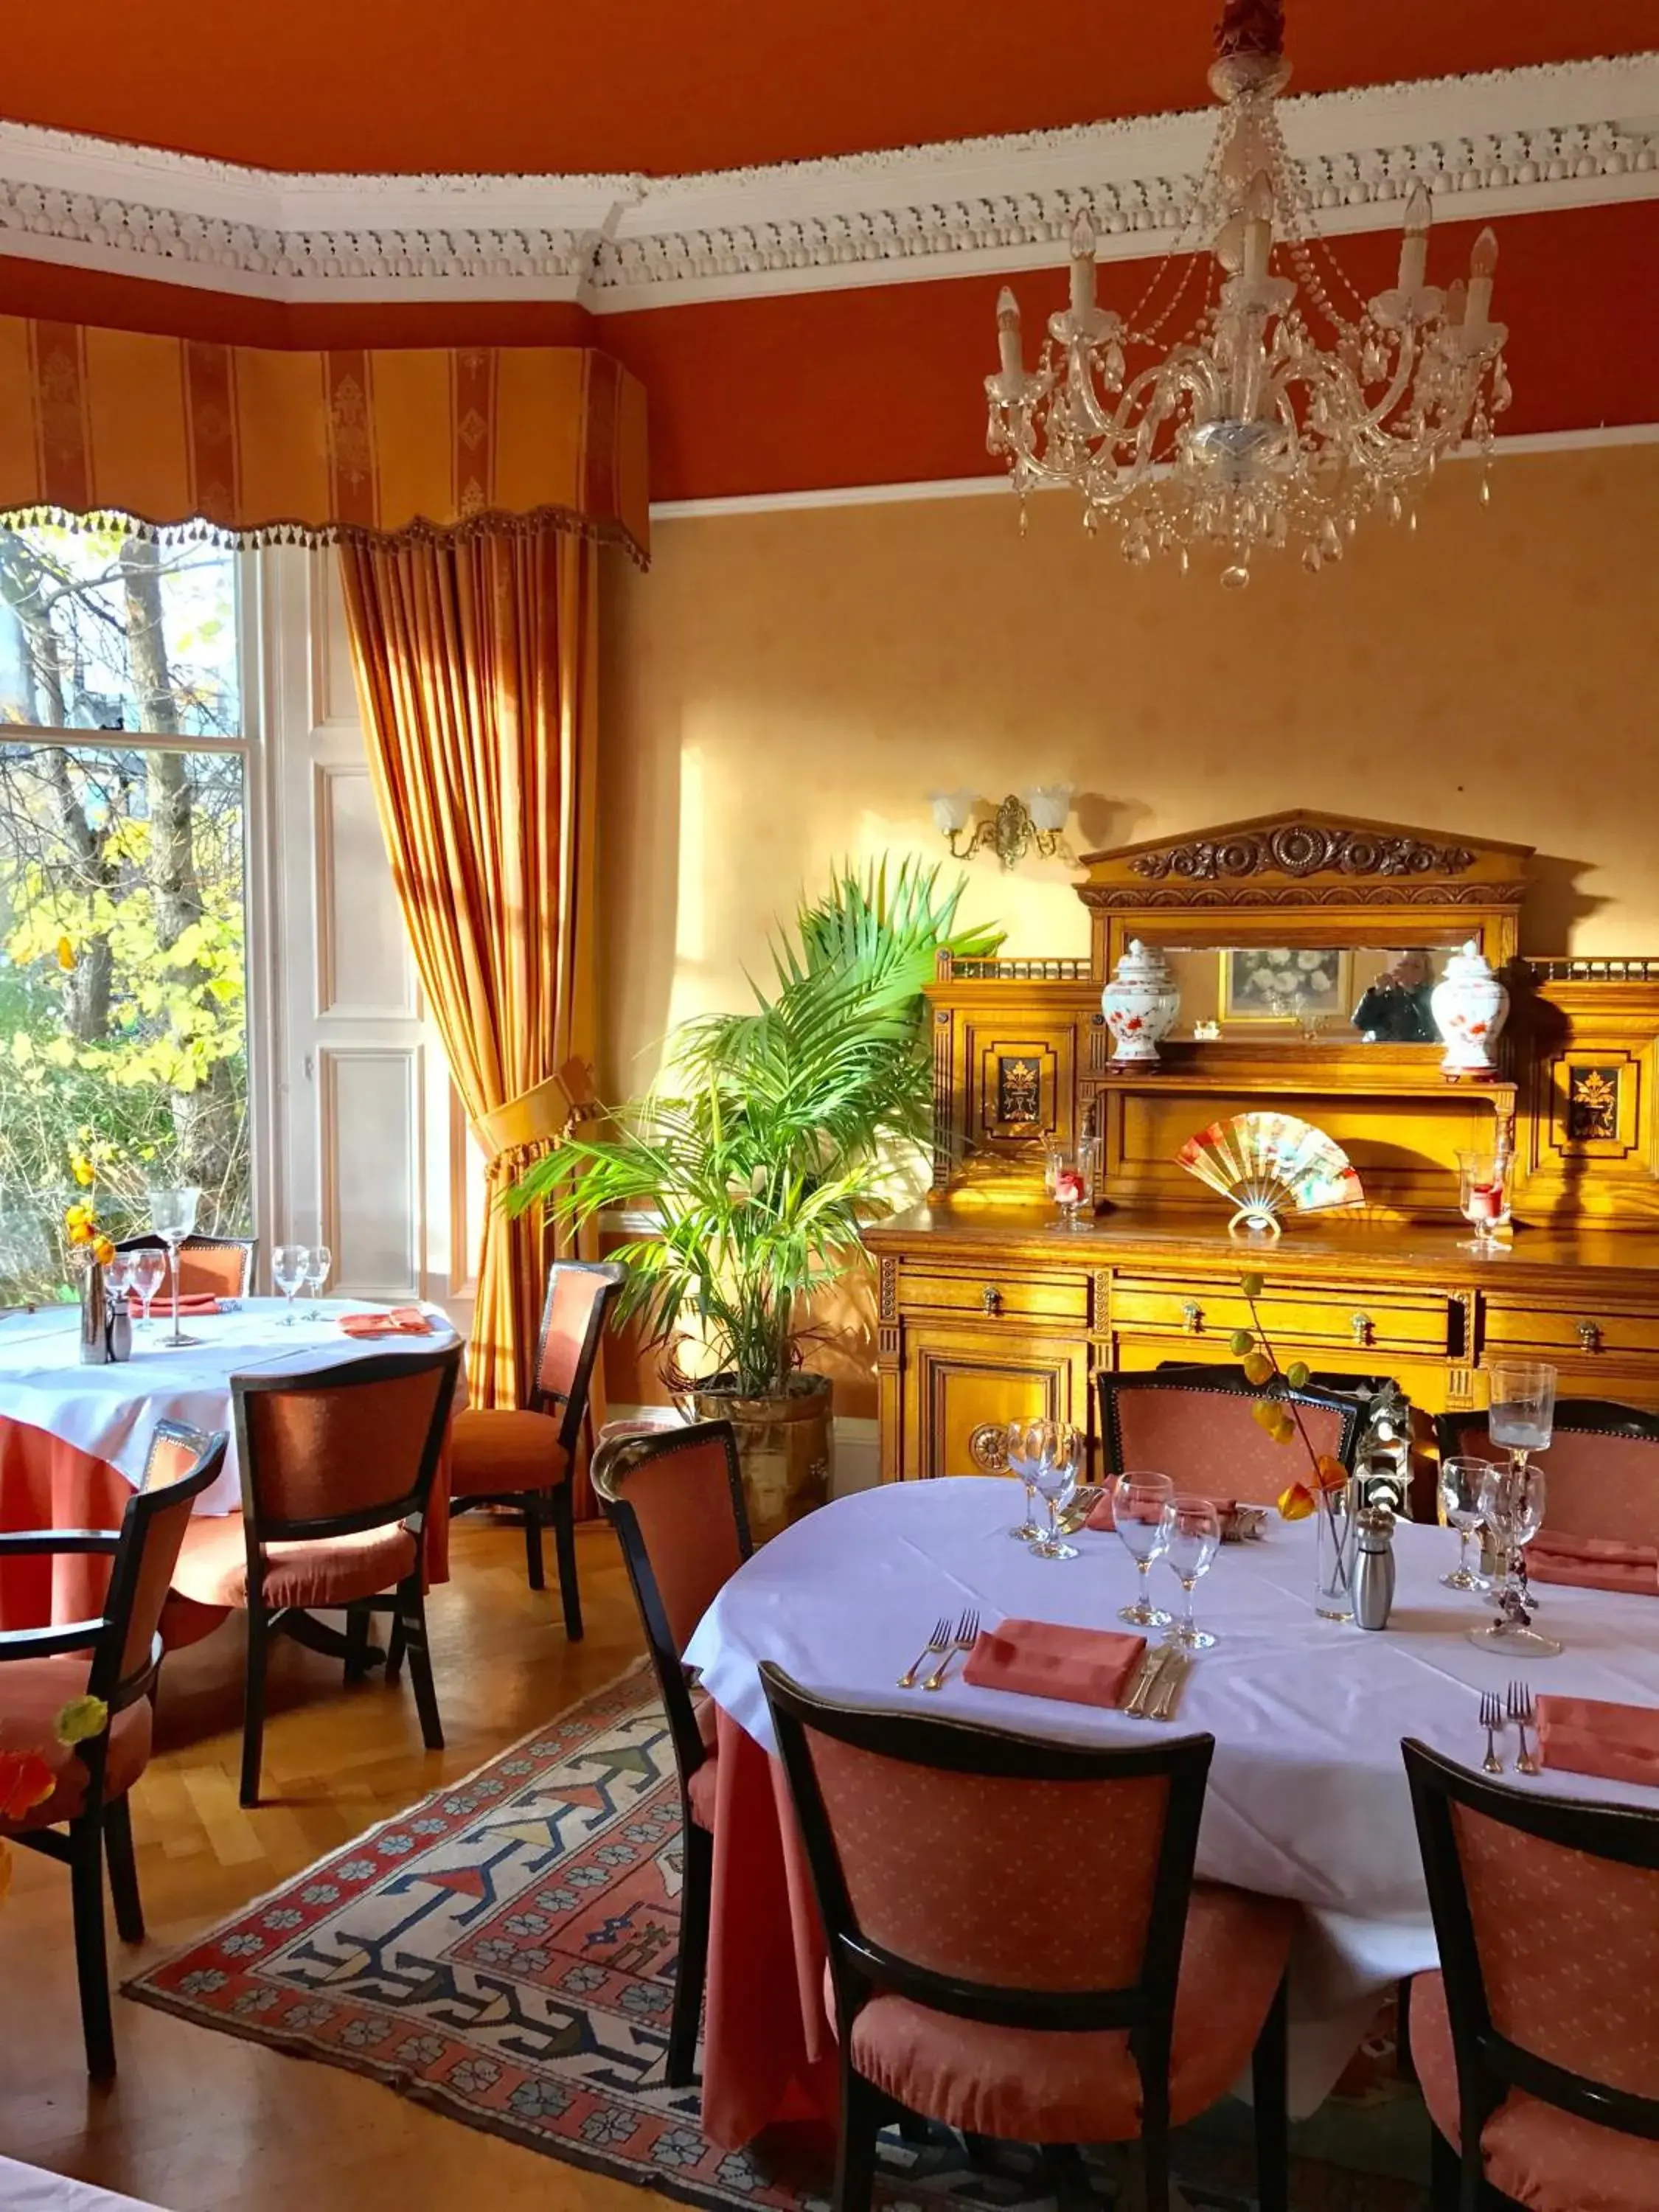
[0,521,250,1303]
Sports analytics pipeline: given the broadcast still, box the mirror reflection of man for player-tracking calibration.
[1352,949,1439,1043]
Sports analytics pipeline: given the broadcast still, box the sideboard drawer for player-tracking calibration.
[900,1267,1091,1326]
[1111,1276,1453,1356]
[1483,1298,1659,1364]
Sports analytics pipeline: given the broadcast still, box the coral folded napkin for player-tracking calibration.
[338,1307,431,1338]
[1527,1530,1658,1596]
[1537,1695,1659,1788]
[1085,1494,1237,1533]
[962,1618,1147,1709]
[126,1291,220,1317]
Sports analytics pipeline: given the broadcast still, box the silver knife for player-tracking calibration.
[1150,1650,1192,1722]
[1126,1644,1177,1719]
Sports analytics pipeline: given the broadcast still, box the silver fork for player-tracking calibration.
[1508,1680,1541,1776]
[1480,1688,1506,1775]
[924,1608,981,1692]
[898,1617,952,1690]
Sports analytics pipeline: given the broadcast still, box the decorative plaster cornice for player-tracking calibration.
[0,55,1655,309]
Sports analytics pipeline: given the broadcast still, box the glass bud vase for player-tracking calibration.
[1314,1477,1357,1621]
[78,1259,111,1366]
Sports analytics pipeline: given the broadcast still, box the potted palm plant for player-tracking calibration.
[509,860,1000,1538]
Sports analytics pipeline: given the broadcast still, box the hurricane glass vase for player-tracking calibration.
[1314,1478,1357,1621]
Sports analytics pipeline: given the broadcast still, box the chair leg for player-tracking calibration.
[667,1815,713,2087]
[344,1604,372,1683]
[1251,1973,1290,2212]
[240,1608,270,1808]
[69,1814,116,2078]
[524,1499,546,1592]
[832,2059,883,2212]
[103,1793,145,1945]
[385,1612,407,1683]
[1429,2126,1460,2212]
[397,1578,445,1751]
[551,1480,583,1642]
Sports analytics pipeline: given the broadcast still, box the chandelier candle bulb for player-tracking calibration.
[1068,216,1097,316]
[995,288,1024,383]
[1241,172,1274,285]
[1467,228,1500,327]
[1397,183,1431,293]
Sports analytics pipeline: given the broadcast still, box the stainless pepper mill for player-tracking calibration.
[1352,1503,1397,1630]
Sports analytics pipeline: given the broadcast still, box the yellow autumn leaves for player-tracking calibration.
[1234,1273,1351,1523]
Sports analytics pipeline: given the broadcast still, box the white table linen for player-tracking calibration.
[0,2161,170,2212]
[685,1476,1659,2112]
[0,1298,462,1516]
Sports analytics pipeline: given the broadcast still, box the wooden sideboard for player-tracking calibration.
[867,809,1659,1483]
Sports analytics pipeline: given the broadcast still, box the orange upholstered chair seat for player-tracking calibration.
[172,1513,418,1610]
[448,1408,568,1497]
[1412,1970,1659,2212]
[836,1882,1295,2142]
[0,1656,153,1832]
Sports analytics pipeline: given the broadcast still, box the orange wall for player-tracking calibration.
[595,442,1659,1408]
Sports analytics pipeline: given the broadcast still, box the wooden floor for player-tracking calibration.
[0,1517,659,2212]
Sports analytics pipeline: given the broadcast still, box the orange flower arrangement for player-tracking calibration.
[0,1697,108,1905]
[64,1146,116,1270]
[1229,1272,1351,1521]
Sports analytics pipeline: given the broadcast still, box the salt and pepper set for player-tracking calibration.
[1352,1503,1397,1630]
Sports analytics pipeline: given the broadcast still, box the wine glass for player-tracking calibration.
[1439,1455,1489,1591]
[129,1250,165,1331]
[1113,1472,1175,1627]
[1164,1495,1223,1650]
[303,1244,333,1321]
[147,1186,201,1348]
[1457,1149,1512,1256]
[1003,1420,1047,1541]
[1470,1458,1561,1657]
[272,1245,310,1326]
[1027,1424,1082,1560]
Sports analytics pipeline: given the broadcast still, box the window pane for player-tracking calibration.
[0,522,240,738]
[0,742,249,1302]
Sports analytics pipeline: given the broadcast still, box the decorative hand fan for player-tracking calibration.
[1176,1112,1364,1239]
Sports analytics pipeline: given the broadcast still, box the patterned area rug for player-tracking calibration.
[125,1667,1429,2212]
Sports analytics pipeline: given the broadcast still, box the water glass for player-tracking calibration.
[1004,1420,1046,1542]
[1027,1424,1082,1559]
[1488,1360,1557,1459]
[1164,1495,1223,1649]
[304,1244,333,1320]
[147,1185,201,1348]
[1439,1455,1490,1591]
[130,1251,165,1328]
[1113,1472,1175,1626]
[273,1244,310,1325]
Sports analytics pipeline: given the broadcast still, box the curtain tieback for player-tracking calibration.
[476,1057,599,1186]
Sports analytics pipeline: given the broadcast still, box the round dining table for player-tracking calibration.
[684,1475,1659,2146]
[0,1295,463,1633]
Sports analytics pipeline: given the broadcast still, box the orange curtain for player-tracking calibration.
[338,526,606,1486]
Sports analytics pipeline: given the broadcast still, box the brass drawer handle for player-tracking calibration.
[1181,1301,1203,1335]
[1352,1312,1374,1348]
[981,1284,1003,1317]
[1577,1320,1601,1352]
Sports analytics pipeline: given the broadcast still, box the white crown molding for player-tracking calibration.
[0,55,1655,311]
[647,423,1659,521]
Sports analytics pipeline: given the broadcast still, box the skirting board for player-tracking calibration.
[600,1404,880,1499]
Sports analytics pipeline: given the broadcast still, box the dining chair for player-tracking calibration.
[1434,1399,1659,1550]
[591,1417,751,2087]
[116,1231,257,1299]
[0,1422,226,2074]
[1099,1367,1366,1504]
[447,1258,625,1637]
[762,1665,1295,2212]
[170,1346,461,1806]
[1402,1738,1659,2212]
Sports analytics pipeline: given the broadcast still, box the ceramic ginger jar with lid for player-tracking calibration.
[1102,939,1180,1065]
[1430,939,1509,1076]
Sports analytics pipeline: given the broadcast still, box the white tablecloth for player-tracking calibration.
[0,2160,168,2212]
[685,1477,1659,2111]
[0,1297,462,1516]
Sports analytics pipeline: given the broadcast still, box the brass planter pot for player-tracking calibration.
[680,1372,832,1543]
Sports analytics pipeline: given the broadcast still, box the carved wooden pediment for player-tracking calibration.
[1077,810,1532,911]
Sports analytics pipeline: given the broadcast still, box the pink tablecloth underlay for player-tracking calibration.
[0,1414,451,1644]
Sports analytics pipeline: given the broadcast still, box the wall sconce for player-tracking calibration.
[929,786,1074,871]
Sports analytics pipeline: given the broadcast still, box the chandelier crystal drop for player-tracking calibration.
[984,0,1512,585]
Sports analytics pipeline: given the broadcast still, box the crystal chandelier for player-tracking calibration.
[985,0,1512,585]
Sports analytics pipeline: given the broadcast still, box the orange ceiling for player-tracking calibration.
[1,1,1655,175]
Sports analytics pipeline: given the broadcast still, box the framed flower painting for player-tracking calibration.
[1220,946,1352,1025]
